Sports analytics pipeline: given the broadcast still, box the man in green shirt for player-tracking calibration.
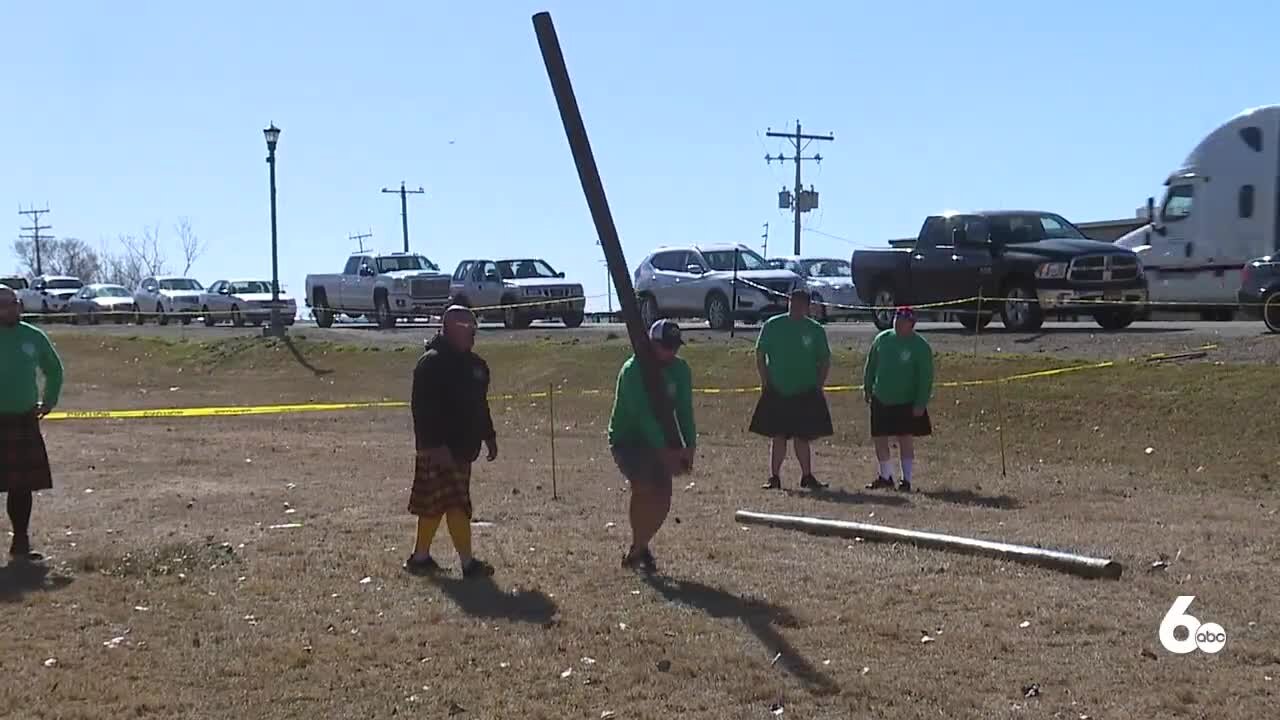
[749,289,833,491]
[608,319,695,573]
[863,306,934,492]
[0,285,64,562]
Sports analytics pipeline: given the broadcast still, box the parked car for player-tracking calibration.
[1,276,28,313]
[305,251,453,329]
[67,283,136,324]
[853,210,1148,332]
[765,256,860,322]
[18,275,84,319]
[133,276,205,325]
[1238,255,1280,332]
[634,244,801,330]
[200,279,296,327]
[449,258,585,328]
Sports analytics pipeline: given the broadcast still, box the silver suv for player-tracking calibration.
[634,244,801,330]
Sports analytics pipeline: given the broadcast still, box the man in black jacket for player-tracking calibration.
[406,306,498,577]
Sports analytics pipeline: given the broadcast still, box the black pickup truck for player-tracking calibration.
[852,210,1148,332]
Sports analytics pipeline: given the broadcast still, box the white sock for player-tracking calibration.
[879,461,894,479]
[901,458,914,482]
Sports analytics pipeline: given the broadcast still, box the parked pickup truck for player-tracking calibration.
[852,210,1148,332]
[305,251,453,329]
[448,258,585,329]
[1238,255,1280,332]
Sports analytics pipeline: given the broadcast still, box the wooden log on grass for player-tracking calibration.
[734,510,1123,580]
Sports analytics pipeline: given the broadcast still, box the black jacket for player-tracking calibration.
[411,334,496,462]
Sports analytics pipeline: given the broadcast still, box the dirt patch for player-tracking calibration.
[1,334,1276,718]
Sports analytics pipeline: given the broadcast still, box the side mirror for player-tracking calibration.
[685,264,705,275]
[556,271,565,278]
[360,265,376,277]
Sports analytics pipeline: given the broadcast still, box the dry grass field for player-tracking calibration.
[1,329,1277,719]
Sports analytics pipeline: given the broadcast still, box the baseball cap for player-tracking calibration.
[895,306,916,321]
[649,319,684,348]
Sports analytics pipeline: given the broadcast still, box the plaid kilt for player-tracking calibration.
[0,410,53,494]
[407,456,473,518]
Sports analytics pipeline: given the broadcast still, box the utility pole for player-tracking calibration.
[18,206,53,276]
[381,181,424,253]
[765,120,834,255]
[761,222,769,257]
[350,229,373,253]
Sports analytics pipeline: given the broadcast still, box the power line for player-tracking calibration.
[380,181,425,253]
[18,205,53,276]
[803,227,857,245]
[349,229,373,253]
[765,120,834,255]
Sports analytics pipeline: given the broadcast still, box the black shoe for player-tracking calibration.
[461,559,494,578]
[897,479,913,493]
[8,536,43,563]
[800,474,829,490]
[762,476,782,490]
[866,476,894,490]
[403,553,442,575]
[622,546,657,574]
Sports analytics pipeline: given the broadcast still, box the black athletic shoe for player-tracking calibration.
[897,479,913,493]
[622,547,657,574]
[403,554,442,575]
[8,536,42,563]
[800,474,829,490]
[762,476,782,490]
[461,559,495,578]
[866,476,895,490]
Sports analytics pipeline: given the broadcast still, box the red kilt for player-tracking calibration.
[408,457,473,518]
[0,410,53,494]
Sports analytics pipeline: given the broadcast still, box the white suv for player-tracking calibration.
[634,244,801,330]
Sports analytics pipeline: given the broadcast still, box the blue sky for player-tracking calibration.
[4,0,1277,313]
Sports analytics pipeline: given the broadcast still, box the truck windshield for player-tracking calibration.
[377,255,439,273]
[802,259,851,278]
[497,259,559,279]
[988,214,1087,244]
[703,249,769,272]
[47,279,84,290]
[160,279,203,291]
[1161,185,1194,222]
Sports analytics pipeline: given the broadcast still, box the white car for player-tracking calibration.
[633,244,801,330]
[765,256,861,322]
[66,283,137,324]
[19,275,84,318]
[200,279,296,327]
[134,276,205,325]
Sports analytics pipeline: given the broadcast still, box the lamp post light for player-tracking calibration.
[263,123,285,338]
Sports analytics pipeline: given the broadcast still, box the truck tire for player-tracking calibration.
[706,291,732,331]
[202,306,216,327]
[1094,308,1135,330]
[561,310,584,328]
[503,295,531,329]
[958,313,992,332]
[871,286,896,330]
[312,292,335,328]
[157,303,169,326]
[375,292,396,329]
[1264,291,1280,333]
[639,294,659,327]
[999,280,1043,332]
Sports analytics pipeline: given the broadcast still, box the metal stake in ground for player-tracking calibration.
[734,510,1123,580]
[549,382,558,500]
[531,11,683,449]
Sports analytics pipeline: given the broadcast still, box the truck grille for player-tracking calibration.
[1068,255,1140,283]
[762,280,794,298]
[410,277,450,299]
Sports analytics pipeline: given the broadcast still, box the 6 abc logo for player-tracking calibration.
[1159,595,1227,655]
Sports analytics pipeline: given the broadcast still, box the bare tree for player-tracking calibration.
[97,236,146,289]
[12,237,103,281]
[175,217,205,275]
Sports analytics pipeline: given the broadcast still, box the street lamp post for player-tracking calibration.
[263,123,285,338]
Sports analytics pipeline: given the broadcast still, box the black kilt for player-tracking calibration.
[748,386,834,440]
[869,396,932,438]
[0,410,53,494]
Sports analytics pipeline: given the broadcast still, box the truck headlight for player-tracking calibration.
[393,278,407,290]
[1035,262,1068,280]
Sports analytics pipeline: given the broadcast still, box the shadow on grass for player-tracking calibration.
[429,575,558,625]
[789,487,911,507]
[920,487,1020,510]
[281,335,334,377]
[642,574,840,697]
[0,561,73,604]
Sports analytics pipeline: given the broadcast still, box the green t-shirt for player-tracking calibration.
[0,322,64,414]
[607,355,696,449]
[863,329,933,408]
[756,314,831,396]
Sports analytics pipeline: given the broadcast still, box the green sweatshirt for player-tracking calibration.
[607,354,696,449]
[0,321,64,414]
[863,329,933,408]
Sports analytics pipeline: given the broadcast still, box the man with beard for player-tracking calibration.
[0,285,64,562]
[404,305,498,578]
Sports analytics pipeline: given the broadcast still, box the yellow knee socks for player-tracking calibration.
[444,509,472,563]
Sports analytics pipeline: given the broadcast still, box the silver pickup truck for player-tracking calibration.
[448,258,586,328]
[305,251,453,329]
